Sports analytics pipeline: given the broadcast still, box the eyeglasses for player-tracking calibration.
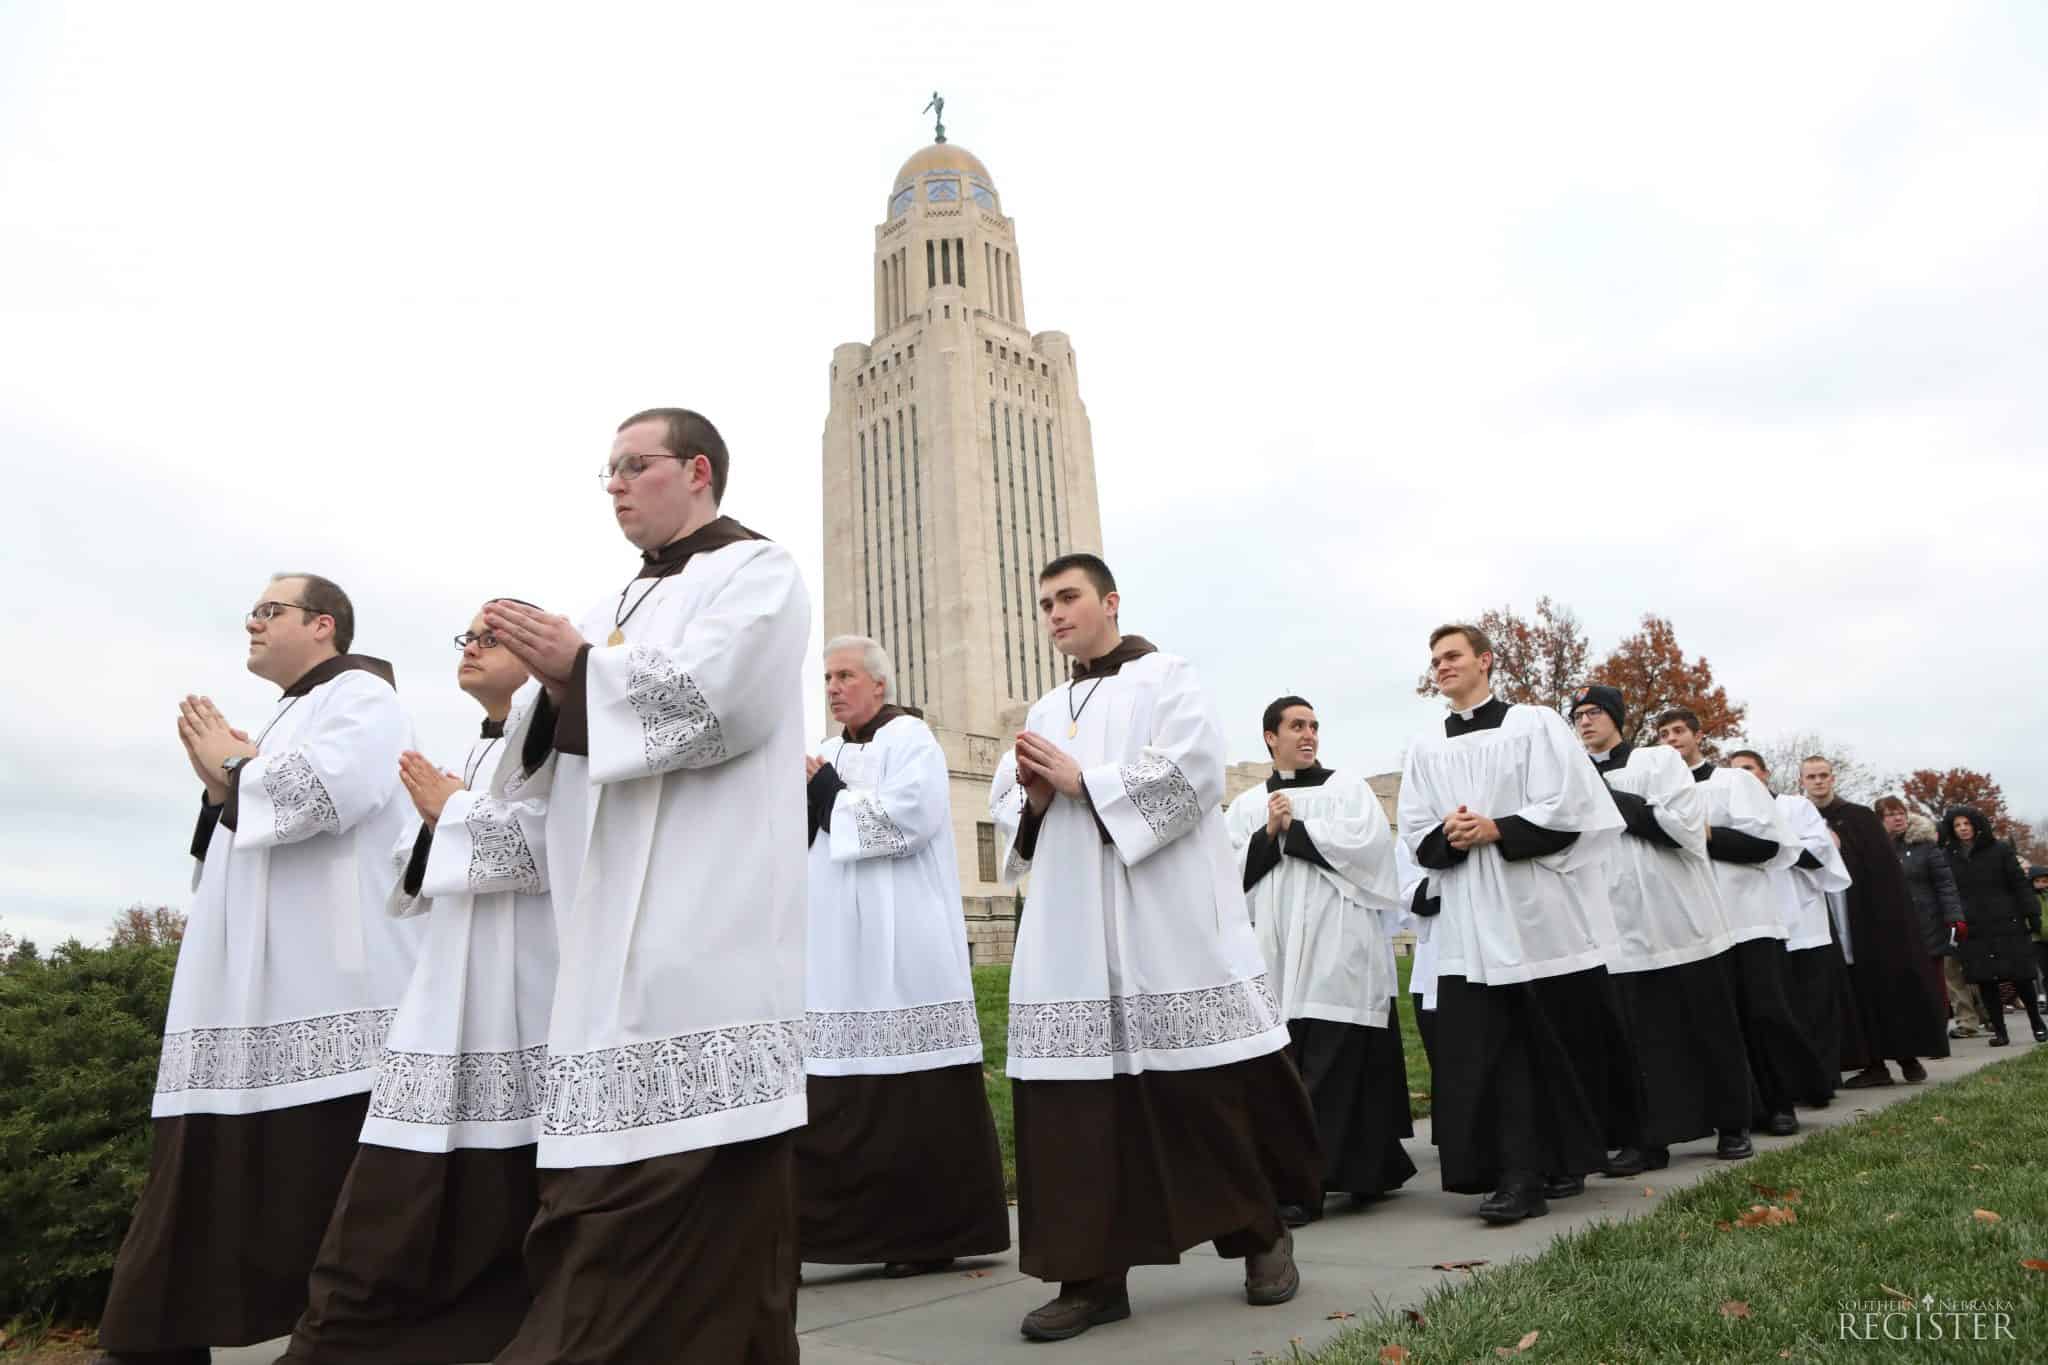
[246,601,320,625]
[597,451,691,487]
[453,631,501,650]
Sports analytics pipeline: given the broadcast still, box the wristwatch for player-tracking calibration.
[221,756,250,778]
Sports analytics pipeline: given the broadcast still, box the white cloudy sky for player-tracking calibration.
[3,3,2043,947]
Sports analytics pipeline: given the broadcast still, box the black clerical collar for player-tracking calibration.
[281,653,396,698]
[636,515,766,579]
[1444,695,1509,737]
[1690,759,1714,784]
[840,704,917,744]
[1267,764,1334,791]
[1071,635,1157,681]
[480,717,506,739]
[1591,741,1633,772]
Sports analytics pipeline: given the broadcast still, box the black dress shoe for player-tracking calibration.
[1541,1174,1585,1199]
[1988,1034,2010,1047]
[1603,1148,1646,1177]
[1841,1066,1894,1089]
[2032,1023,2047,1043]
[1765,1112,1798,1137]
[1276,1202,1319,1228]
[1899,1058,1928,1083]
[1477,1184,1549,1224]
[1715,1130,1755,1160]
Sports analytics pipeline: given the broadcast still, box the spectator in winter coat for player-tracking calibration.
[2033,866,2048,987]
[1878,799,1975,1037]
[1939,808,2045,1047]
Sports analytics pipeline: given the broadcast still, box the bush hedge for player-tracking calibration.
[0,940,175,1322]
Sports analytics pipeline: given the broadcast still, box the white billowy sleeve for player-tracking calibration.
[581,543,810,785]
[1717,769,1802,872]
[1292,787,1401,911]
[1616,746,1709,859]
[1079,657,1224,867]
[827,723,950,862]
[234,673,406,850]
[421,789,550,897]
[989,751,1032,883]
[1391,830,1433,944]
[1225,787,1264,878]
[1507,709,1625,870]
[1784,794,1851,894]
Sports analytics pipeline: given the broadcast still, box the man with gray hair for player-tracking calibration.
[797,635,1009,1278]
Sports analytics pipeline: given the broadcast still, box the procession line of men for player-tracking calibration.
[94,407,1957,1362]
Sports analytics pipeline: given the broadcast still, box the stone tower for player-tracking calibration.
[821,131,1103,961]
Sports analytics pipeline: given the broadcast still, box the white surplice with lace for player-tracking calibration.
[156,669,425,1118]
[805,712,982,1077]
[990,651,1286,1081]
[363,695,559,1152]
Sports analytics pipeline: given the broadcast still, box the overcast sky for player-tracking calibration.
[4,3,2043,948]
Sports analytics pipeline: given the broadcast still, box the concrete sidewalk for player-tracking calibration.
[214,1041,2008,1364]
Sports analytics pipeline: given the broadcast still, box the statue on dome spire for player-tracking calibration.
[923,91,946,144]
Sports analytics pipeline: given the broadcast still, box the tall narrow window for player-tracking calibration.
[1004,405,1028,689]
[926,240,936,289]
[990,401,1013,695]
[985,243,995,313]
[896,406,915,707]
[911,404,930,704]
[956,238,967,289]
[977,823,998,884]
[1010,405,1041,692]
[871,423,884,639]
[1033,418,1051,571]
[882,417,896,667]
[941,238,952,285]
[1047,424,1061,549]
[858,431,872,634]
[1005,254,1018,323]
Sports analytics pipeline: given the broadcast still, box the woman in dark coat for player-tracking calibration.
[1940,807,2046,1046]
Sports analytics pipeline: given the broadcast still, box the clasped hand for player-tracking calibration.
[482,600,583,696]
[177,695,256,803]
[399,751,464,826]
[1443,804,1501,850]
[1014,731,1083,814]
[1266,792,1293,837]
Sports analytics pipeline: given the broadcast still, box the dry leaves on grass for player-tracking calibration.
[1327,1311,1357,1321]
[1379,1348,1411,1364]
[1718,1300,1752,1319]
[1433,1258,1489,1271]
[1933,1115,1950,1125]
[1880,1283,1914,1308]
[1974,1209,2002,1223]
[2020,1259,2048,1273]
[1747,1183,1802,1203]
[1733,1204,1798,1229]
[1492,1329,1541,1357]
[1642,1185,1655,1197]
[1404,1309,1429,1327]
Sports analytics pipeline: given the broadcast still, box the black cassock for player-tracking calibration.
[1819,798,1951,1065]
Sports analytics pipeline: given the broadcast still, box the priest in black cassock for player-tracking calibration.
[1397,626,1627,1224]
[1799,756,1950,1085]
[990,554,1320,1344]
[1571,687,1755,1170]
[1225,697,1416,1224]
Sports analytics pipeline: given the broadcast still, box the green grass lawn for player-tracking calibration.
[973,957,1435,1194]
[1310,1044,2048,1364]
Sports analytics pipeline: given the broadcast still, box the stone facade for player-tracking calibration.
[822,135,1104,963]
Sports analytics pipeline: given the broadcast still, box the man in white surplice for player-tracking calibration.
[1397,624,1625,1226]
[99,575,424,1363]
[1224,695,1414,1225]
[1728,749,1856,1106]
[282,603,558,1364]
[990,553,1320,1346]
[484,408,809,1365]
[794,635,1009,1278]
[1655,710,1830,1134]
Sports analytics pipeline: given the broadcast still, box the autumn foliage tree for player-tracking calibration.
[1900,768,2011,834]
[108,904,187,949]
[1588,615,1747,752]
[1414,596,1590,712]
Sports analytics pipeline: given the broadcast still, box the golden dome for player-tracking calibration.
[893,141,993,188]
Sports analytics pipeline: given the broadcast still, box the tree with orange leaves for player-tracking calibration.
[1414,596,1590,712]
[1588,615,1746,752]
[1900,768,2011,833]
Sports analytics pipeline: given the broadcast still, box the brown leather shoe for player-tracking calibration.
[1245,1227,1301,1306]
[1019,1275,1131,1342]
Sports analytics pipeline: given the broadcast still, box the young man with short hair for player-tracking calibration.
[1226,696,1415,1225]
[1800,757,1951,1086]
[1655,712,1827,1130]
[99,576,424,1364]
[1572,686,1754,1169]
[1397,626,1626,1224]
[990,554,1319,1344]
[282,603,560,1364]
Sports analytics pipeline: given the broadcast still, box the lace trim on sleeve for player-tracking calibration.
[624,645,728,773]
[466,800,544,893]
[1119,751,1201,844]
[262,752,340,841]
